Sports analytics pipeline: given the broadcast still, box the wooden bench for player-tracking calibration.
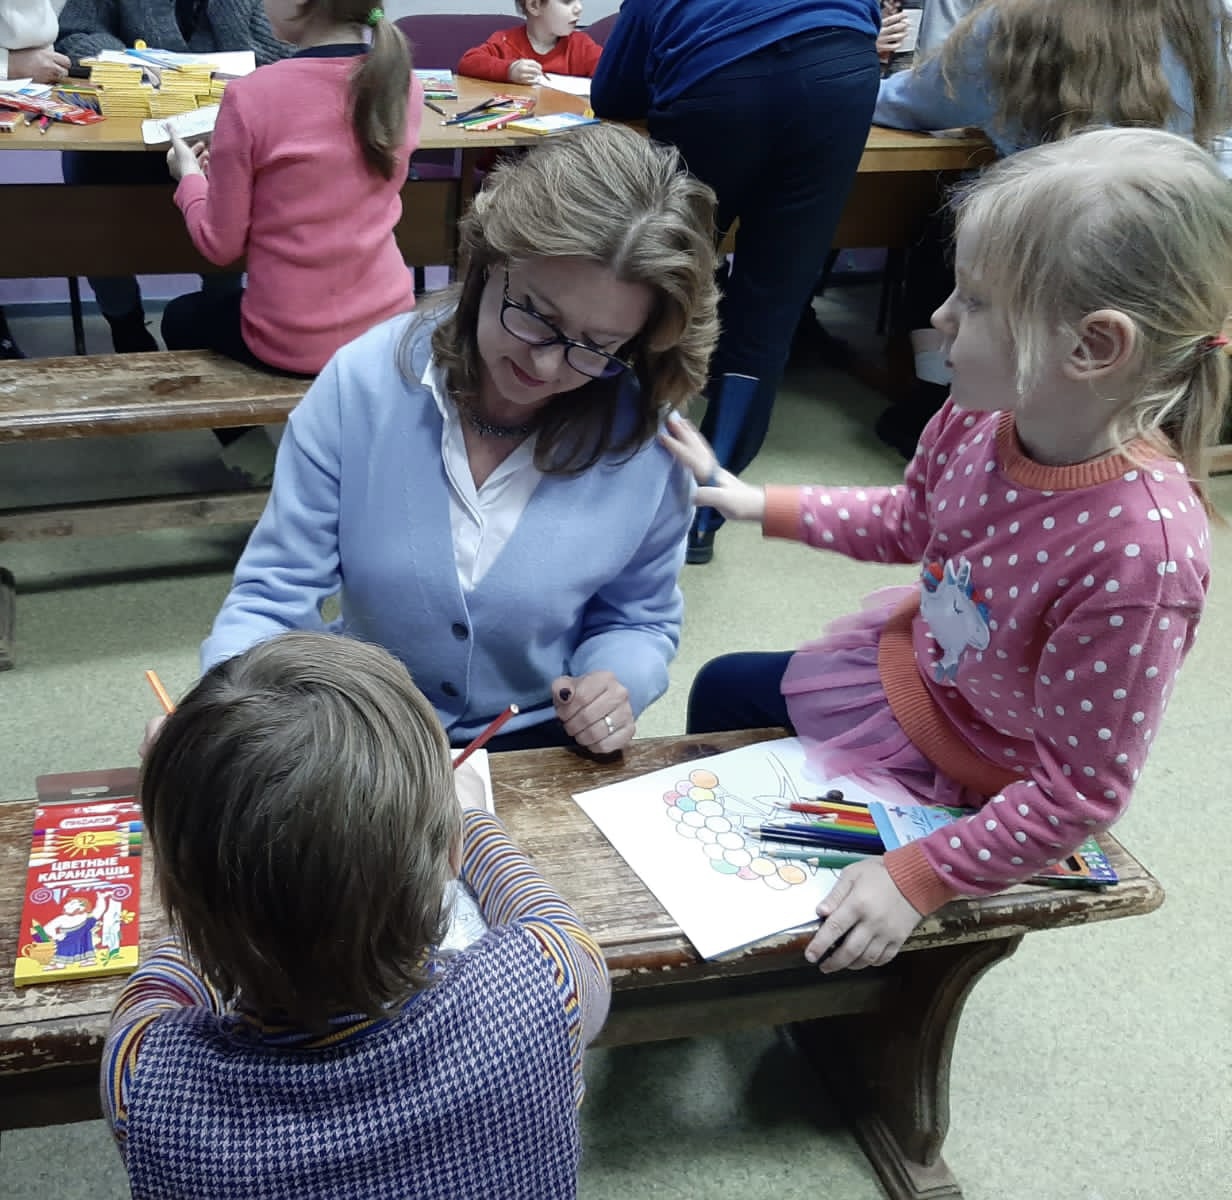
[0,349,312,669]
[0,731,1165,1199]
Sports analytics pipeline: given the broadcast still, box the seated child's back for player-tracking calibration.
[104,632,611,1200]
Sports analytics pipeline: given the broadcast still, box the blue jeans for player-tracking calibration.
[649,28,879,404]
[687,651,795,734]
[62,150,242,318]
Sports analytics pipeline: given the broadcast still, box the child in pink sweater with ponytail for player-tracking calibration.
[162,1,422,378]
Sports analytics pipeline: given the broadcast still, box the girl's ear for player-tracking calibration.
[1065,309,1137,381]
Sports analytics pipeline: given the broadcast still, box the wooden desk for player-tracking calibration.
[0,730,1162,1200]
[0,76,993,277]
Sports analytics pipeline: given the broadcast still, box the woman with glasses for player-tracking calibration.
[197,125,720,755]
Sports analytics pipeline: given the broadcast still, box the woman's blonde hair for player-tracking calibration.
[414,123,720,475]
[954,126,1232,512]
[141,632,459,1032]
[941,0,1230,147]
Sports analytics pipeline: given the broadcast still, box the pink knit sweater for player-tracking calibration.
[763,403,1210,913]
[175,55,423,374]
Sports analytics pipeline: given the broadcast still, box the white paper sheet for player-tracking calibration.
[573,737,888,959]
[541,73,592,97]
[95,49,256,76]
[438,748,494,955]
[141,104,219,145]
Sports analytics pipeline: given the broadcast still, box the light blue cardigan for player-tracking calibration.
[873,8,1199,156]
[202,312,693,742]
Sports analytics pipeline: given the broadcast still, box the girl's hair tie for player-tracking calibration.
[366,7,384,26]
[1205,333,1231,353]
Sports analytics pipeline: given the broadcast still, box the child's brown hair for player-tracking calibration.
[307,1,412,179]
[141,632,459,1031]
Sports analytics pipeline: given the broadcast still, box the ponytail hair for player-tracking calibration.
[350,8,411,180]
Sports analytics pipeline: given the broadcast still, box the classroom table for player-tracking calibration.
[0,729,1163,1200]
[0,76,994,279]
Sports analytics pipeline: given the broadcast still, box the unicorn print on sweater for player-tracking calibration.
[919,557,990,683]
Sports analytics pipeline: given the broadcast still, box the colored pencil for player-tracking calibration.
[749,823,883,854]
[144,669,175,715]
[759,842,874,867]
[774,808,877,835]
[453,704,519,770]
[794,796,872,817]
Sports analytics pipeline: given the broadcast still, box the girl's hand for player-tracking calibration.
[508,58,546,85]
[876,10,910,61]
[804,858,922,973]
[165,132,203,181]
[191,138,210,176]
[552,671,634,753]
[659,412,767,523]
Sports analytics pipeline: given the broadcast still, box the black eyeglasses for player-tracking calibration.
[499,268,634,380]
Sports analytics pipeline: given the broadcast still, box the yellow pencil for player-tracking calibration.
[144,669,175,715]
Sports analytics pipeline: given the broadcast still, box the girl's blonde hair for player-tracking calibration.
[415,123,720,475]
[141,632,459,1032]
[954,126,1232,512]
[307,2,411,180]
[941,0,1230,147]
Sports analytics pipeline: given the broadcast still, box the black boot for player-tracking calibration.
[875,379,949,461]
[106,308,159,354]
[688,374,765,565]
[0,308,25,360]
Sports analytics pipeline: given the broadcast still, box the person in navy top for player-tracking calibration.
[592,0,882,564]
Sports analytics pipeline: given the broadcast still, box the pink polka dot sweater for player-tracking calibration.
[762,402,1210,914]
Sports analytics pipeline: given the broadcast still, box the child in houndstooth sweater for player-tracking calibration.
[104,632,610,1200]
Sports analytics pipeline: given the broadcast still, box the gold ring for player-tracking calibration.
[604,714,615,735]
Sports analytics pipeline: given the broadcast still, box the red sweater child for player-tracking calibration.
[458,25,602,83]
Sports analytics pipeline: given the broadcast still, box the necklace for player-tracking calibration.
[463,407,537,440]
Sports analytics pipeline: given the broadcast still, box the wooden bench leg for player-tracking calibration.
[790,934,1023,1200]
[0,566,15,671]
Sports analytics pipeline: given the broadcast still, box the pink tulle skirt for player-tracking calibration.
[781,586,983,810]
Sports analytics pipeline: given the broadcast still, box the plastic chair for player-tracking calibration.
[586,14,619,45]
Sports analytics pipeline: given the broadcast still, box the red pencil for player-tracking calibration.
[453,704,519,770]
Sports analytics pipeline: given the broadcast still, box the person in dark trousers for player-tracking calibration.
[591,0,881,564]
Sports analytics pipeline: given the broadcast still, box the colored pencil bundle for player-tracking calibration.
[14,791,143,987]
[446,95,536,132]
[748,790,885,865]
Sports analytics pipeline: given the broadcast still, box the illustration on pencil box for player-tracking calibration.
[919,556,991,683]
[661,751,816,890]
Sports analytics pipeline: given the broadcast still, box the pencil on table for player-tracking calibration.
[453,704,519,770]
[144,669,175,715]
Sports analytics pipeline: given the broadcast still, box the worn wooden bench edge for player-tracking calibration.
[0,350,310,443]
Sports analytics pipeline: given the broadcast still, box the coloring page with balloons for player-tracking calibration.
[572,737,887,959]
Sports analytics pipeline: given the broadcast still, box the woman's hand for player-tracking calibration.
[804,858,922,973]
[165,132,204,182]
[508,58,546,85]
[659,412,767,523]
[139,715,167,760]
[8,46,70,84]
[553,671,634,753]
